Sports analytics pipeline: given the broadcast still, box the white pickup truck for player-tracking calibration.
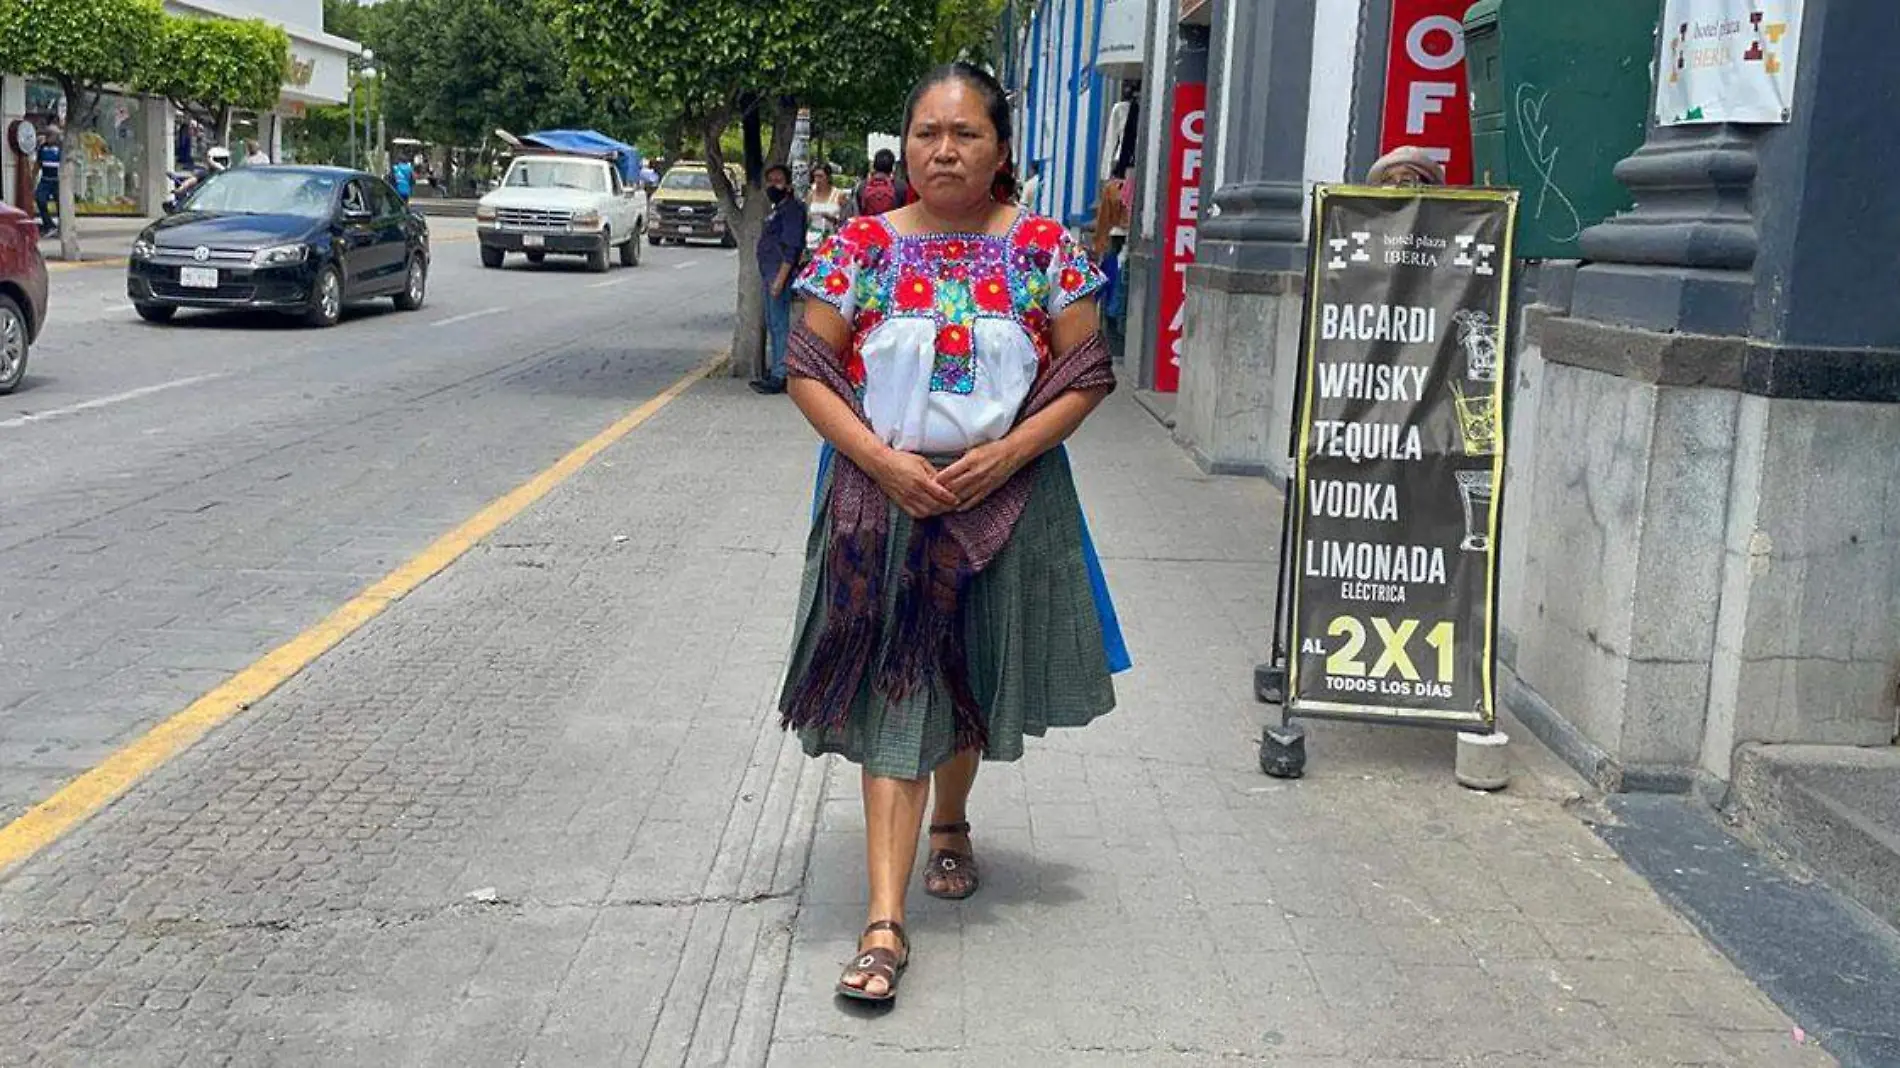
[476,153,647,272]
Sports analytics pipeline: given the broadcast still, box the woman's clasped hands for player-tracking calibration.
[872,441,1025,519]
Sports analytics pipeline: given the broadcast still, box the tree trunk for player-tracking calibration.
[706,97,803,380]
[54,82,88,262]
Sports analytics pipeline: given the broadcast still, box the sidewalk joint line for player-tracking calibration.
[0,350,728,881]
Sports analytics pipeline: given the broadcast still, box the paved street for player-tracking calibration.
[0,225,1839,1066]
[2,219,735,823]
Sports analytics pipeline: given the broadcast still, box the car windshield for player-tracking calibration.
[660,169,713,192]
[187,170,341,218]
[505,159,608,192]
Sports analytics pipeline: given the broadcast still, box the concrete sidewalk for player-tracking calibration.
[36,216,157,264]
[0,378,1830,1066]
[769,397,1829,1067]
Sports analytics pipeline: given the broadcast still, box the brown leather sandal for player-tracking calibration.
[836,919,909,1003]
[923,821,980,900]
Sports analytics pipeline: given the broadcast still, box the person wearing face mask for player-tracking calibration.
[752,163,809,394]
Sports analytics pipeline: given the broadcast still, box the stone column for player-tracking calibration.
[1509,0,1900,792]
[1173,0,1318,479]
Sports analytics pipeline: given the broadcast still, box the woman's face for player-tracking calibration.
[812,167,831,190]
[905,79,1005,212]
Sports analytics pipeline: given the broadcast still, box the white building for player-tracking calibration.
[2,0,360,218]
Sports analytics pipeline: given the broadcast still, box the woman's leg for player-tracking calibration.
[930,747,980,831]
[843,769,929,997]
[925,748,980,896]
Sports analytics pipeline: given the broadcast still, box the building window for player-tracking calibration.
[27,80,149,216]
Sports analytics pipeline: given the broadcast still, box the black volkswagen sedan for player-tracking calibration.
[127,166,429,328]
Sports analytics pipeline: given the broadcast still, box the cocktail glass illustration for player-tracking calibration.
[1456,470,1494,553]
[1451,382,1500,456]
[1454,310,1500,383]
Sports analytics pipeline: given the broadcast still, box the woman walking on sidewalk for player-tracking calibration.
[778,62,1127,1004]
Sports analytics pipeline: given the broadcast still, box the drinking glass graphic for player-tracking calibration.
[1456,470,1494,552]
[1451,383,1500,456]
[1454,310,1500,383]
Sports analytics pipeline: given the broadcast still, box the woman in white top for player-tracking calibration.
[805,162,850,250]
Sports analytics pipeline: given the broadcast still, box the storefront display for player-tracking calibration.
[25,81,148,216]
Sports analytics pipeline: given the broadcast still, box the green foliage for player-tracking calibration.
[547,0,929,137]
[144,17,291,125]
[0,0,165,122]
[367,0,636,148]
[932,0,1008,66]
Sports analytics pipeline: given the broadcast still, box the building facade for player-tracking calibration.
[1023,0,1898,841]
[3,0,359,217]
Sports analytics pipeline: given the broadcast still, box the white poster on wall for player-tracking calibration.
[1656,0,1803,125]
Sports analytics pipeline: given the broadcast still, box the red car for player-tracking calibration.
[0,200,49,394]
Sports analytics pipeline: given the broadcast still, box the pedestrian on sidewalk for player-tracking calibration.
[778,61,1124,1004]
[751,163,807,394]
[1367,145,1446,187]
[33,127,62,236]
[805,161,849,249]
[852,149,905,216]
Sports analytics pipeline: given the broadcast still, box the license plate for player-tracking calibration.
[677,225,693,234]
[523,234,545,248]
[179,266,218,289]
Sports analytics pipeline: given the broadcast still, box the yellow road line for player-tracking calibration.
[0,352,727,878]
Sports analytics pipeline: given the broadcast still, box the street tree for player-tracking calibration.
[548,0,928,377]
[0,0,165,261]
[369,0,634,151]
[932,0,1008,66]
[144,17,290,148]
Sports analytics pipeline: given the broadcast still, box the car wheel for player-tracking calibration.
[647,232,661,246]
[720,232,738,249]
[525,251,547,265]
[620,231,640,267]
[0,295,28,395]
[305,265,343,328]
[480,245,505,269]
[393,255,427,311]
[134,303,176,324]
[587,231,611,273]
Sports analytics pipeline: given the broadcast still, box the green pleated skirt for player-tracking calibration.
[780,449,1117,780]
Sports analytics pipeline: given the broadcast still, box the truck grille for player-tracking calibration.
[658,204,715,222]
[495,207,573,229]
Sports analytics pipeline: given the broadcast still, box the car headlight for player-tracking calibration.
[253,244,309,267]
[569,210,603,230]
[475,204,497,223]
[131,238,156,259]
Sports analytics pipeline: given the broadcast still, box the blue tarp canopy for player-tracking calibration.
[520,130,643,185]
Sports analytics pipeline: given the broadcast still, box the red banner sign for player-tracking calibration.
[1380,0,1474,185]
[1153,80,1205,394]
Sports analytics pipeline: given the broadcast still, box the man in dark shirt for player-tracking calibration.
[752,163,807,394]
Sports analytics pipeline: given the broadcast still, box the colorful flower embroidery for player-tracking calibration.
[974,275,1010,314]
[896,271,935,312]
[932,323,976,394]
[798,214,1090,397]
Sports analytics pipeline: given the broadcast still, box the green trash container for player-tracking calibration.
[1462,0,1657,259]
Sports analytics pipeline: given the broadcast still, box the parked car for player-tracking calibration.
[475,153,646,272]
[0,200,49,394]
[648,162,743,248]
[127,166,430,328]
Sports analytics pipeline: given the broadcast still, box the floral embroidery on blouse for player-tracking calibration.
[795,213,1105,396]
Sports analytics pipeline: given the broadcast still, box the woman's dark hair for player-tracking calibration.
[902,62,1017,202]
[810,161,832,180]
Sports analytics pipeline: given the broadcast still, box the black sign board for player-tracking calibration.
[1286,186,1519,730]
